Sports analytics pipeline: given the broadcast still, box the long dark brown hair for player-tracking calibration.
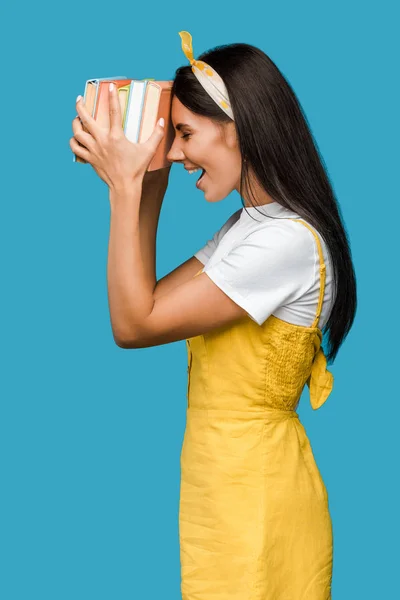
[172,42,357,364]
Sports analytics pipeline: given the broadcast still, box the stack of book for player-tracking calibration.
[73,76,174,171]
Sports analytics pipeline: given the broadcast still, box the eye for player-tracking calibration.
[181,133,191,139]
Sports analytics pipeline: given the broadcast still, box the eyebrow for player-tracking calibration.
[175,123,192,131]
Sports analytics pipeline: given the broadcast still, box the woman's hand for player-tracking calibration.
[70,83,167,190]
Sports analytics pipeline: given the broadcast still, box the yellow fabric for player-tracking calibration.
[179,219,333,598]
[178,31,234,120]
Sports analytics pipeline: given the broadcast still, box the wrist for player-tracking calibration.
[109,178,142,212]
[108,176,143,195]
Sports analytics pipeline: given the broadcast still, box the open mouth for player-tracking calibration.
[197,168,206,183]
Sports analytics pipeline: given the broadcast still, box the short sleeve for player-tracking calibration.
[194,210,241,264]
[202,221,316,326]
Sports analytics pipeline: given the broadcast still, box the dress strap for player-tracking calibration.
[287,219,334,410]
[288,219,326,329]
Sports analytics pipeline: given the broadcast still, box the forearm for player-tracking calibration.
[107,180,156,344]
[138,169,169,290]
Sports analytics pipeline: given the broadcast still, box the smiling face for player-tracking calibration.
[166,96,243,203]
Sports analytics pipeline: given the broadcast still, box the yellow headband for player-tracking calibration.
[178,31,234,121]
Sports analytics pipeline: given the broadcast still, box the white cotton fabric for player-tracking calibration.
[194,201,336,329]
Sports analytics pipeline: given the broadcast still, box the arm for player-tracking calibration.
[128,167,203,300]
[107,173,164,344]
[107,179,248,349]
[138,167,170,292]
[154,255,205,300]
[115,166,202,301]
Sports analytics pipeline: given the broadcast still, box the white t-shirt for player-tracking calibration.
[194,201,336,330]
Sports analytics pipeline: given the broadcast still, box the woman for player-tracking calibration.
[71,31,357,600]
[167,34,356,599]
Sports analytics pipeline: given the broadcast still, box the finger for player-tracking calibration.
[69,136,91,162]
[73,128,97,152]
[108,83,123,136]
[72,115,96,151]
[72,115,82,135]
[76,95,101,140]
[144,118,165,154]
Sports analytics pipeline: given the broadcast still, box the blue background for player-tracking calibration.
[1,0,398,598]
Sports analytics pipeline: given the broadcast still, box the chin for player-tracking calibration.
[204,192,222,203]
[203,185,233,203]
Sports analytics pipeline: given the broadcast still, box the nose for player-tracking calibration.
[166,136,186,164]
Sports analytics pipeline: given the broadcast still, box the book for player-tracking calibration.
[73,77,174,172]
[73,76,128,164]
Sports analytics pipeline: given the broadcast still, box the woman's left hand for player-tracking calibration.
[70,83,166,189]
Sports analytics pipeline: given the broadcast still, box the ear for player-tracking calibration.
[223,120,238,148]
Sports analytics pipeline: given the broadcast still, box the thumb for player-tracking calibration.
[145,118,165,154]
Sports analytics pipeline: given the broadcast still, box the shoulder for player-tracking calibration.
[240,217,317,260]
[217,208,242,239]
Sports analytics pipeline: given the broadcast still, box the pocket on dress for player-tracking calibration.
[295,420,328,502]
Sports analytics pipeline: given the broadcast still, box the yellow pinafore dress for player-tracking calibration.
[179,218,334,600]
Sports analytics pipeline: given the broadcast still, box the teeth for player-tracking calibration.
[188,168,201,174]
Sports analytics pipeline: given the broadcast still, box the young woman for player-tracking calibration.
[71,31,357,600]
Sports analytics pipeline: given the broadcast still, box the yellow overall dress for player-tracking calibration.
[179,218,334,600]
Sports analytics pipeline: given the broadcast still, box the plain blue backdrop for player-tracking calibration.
[1,0,398,598]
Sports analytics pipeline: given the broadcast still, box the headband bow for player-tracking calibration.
[178,31,234,121]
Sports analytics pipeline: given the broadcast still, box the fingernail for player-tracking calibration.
[109,83,114,92]
[158,117,164,127]
[76,95,82,103]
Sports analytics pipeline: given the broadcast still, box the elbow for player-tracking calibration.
[113,326,141,349]
[113,316,152,349]
[115,338,134,349]
[115,334,141,349]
